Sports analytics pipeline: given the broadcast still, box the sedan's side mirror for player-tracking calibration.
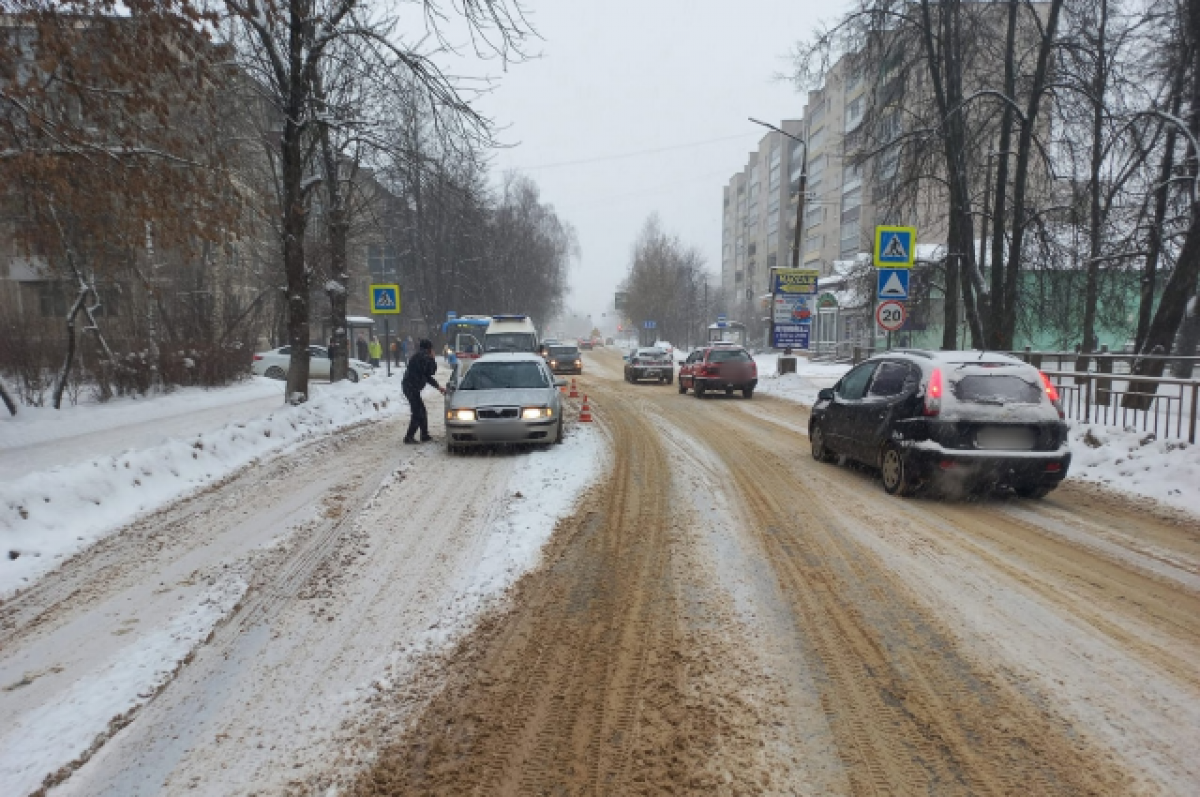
[553,378,567,388]
[817,388,835,402]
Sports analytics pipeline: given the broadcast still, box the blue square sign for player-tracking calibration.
[874,226,916,267]
[876,268,910,300]
[370,284,400,314]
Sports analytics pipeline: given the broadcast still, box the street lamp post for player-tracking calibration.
[750,118,808,351]
[750,118,808,270]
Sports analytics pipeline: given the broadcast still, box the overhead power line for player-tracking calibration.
[513,133,754,171]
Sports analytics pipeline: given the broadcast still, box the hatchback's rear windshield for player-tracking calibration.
[549,346,579,356]
[708,349,751,363]
[459,362,548,390]
[953,374,1042,405]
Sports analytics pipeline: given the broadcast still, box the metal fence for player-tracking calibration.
[1040,370,1199,444]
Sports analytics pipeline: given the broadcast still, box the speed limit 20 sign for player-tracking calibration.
[876,299,907,332]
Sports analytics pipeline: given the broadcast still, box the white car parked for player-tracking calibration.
[251,345,374,382]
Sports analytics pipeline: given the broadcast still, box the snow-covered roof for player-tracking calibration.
[347,316,376,325]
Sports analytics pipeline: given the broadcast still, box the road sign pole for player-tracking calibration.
[384,318,391,378]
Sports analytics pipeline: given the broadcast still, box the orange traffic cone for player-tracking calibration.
[579,395,593,423]
[559,380,567,394]
[569,378,579,399]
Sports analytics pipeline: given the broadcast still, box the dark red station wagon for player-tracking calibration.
[677,344,758,399]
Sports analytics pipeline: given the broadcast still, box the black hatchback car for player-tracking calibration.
[809,350,1071,497]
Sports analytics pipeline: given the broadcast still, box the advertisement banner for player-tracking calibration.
[771,268,820,295]
[773,324,810,349]
[773,294,815,325]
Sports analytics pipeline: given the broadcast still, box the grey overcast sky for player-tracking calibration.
[470,0,830,327]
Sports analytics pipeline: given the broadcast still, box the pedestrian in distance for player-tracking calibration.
[355,333,369,362]
[402,339,445,444]
[390,339,400,367]
[368,335,382,368]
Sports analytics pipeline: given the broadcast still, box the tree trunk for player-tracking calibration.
[282,19,311,404]
[1000,0,1065,349]
[0,376,16,416]
[52,287,89,410]
[987,0,1018,349]
[1079,0,1109,369]
[1126,0,1200,403]
[317,77,351,384]
[1135,87,1183,353]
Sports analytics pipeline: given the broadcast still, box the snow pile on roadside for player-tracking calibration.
[1068,424,1200,515]
[0,379,281,451]
[753,355,850,405]
[0,381,404,597]
[0,572,248,796]
[461,423,606,606]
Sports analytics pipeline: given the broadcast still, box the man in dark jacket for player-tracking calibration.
[402,339,445,443]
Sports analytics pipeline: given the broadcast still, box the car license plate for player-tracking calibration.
[975,426,1035,450]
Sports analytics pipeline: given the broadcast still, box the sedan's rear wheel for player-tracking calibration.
[881,443,917,496]
[554,416,564,445]
[347,370,359,383]
[264,365,286,380]
[810,423,835,463]
[677,379,687,394]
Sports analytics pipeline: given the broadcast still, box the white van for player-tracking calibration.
[484,315,539,354]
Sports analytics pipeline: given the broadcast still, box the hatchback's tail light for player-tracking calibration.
[1039,371,1065,418]
[702,365,720,377]
[924,368,943,416]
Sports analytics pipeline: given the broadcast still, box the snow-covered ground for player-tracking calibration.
[1,386,609,796]
[0,378,407,597]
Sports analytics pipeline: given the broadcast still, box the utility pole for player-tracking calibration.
[750,118,808,351]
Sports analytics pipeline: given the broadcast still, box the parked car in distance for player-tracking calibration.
[443,353,566,453]
[578,338,594,351]
[252,345,373,382]
[808,349,1071,498]
[547,344,583,374]
[678,345,756,398]
[624,347,673,384]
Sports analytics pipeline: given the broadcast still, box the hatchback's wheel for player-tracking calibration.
[677,379,687,394]
[725,386,734,396]
[742,386,754,399]
[695,382,706,398]
[1015,483,1051,499]
[881,443,917,496]
[810,423,835,463]
[264,365,286,380]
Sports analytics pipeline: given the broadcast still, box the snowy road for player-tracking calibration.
[2,350,1198,795]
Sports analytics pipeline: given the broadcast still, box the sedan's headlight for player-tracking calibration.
[521,407,552,419]
[574,359,581,365]
[448,409,476,421]
[550,360,558,366]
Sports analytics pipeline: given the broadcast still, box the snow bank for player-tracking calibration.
[1068,424,1200,516]
[753,355,850,406]
[0,381,404,598]
[0,573,247,795]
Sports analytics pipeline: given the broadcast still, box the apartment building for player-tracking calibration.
[720,120,805,333]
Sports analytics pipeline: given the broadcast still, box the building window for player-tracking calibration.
[845,97,864,132]
[367,244,399,282]
[26,281,119,318]
[769,163,781,191]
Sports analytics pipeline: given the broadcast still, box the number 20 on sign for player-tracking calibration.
[876,299,907,332]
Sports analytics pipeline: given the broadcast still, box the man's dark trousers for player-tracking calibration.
[404,386,429,440]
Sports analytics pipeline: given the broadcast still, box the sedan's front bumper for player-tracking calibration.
[446,417,557,445]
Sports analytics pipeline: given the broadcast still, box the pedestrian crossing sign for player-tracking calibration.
[874,226,916,268]
[370,284,401,314]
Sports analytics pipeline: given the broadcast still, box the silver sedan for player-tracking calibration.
[444,353,566,453]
